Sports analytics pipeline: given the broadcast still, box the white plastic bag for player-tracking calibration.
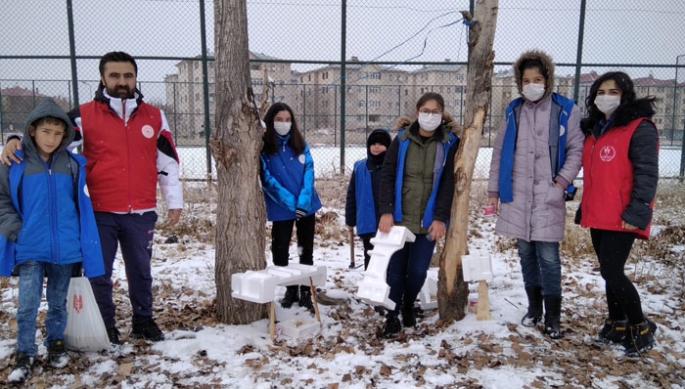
[63,277,110,352]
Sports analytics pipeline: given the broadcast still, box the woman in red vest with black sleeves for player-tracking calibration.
[579,71,659,357]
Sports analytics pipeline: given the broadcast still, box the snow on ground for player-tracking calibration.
[1,181,684,388]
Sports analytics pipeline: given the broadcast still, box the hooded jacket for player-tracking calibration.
[345,129,392,237]
[379,117,460,235]
[487,50,584,242]
[0,98,105,277]
[580,99,659,239]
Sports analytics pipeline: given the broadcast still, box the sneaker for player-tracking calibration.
[280,286,299,309]
[383,314,401,339]
[47,340,70,368]
[624,319,657,357]
[131,317,165,342]
[595,319,628,344]
[106,325,121,345]
[8,352,34,383]
[401,305,416,327]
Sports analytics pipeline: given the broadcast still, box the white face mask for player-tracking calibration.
[522,83,546,102]
[418,113,442,132]
[594,95,621,117]
[273,121,291,136]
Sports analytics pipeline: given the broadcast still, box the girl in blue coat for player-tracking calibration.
[260,103,322,311]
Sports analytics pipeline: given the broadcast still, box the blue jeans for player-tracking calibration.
[516,239,561,296]
[386,234,436,314]
[16,261,75,356]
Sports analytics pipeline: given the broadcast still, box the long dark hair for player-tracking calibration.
[585,71,642,122]
[261,102,305,155]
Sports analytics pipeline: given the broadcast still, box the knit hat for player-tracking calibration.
[367,129,391,148]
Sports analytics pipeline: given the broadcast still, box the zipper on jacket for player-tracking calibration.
[46,162,60,264]
[121,99,133,213]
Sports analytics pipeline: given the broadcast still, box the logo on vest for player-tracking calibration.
[298,154,305,164]
[559,125,566,137]
[141,125,154,139]
[599,145,616,162]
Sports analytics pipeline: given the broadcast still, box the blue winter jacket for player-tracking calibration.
[498,93,576,202]
[350,160,377,235]
[260,134,322,222]
[0,98,105,278]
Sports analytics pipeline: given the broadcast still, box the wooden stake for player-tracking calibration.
[476,280,492,321]
[309,277,322,327]
[348,229,356,269]
[269,301,276,341]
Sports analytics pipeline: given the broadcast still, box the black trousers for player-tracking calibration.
[361,237,374,270]
[590,228,644,324]
[271,214,315,267]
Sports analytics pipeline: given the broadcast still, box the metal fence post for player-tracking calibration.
[339,0,347,175]
[199,0,212,180]
[66,0,79,108]
[573,0,587,103]
[334,85,337,147]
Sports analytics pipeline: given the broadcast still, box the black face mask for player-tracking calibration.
[370,150,387,166]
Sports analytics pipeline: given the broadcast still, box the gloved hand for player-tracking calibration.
[295,208,307,219]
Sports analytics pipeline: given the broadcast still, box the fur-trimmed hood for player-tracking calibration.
[513,50,555,100]
[394,113,462,138]
[581,98,656,134]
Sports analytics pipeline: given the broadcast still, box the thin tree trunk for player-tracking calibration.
[213,0,268,324]
[438,0,498,322]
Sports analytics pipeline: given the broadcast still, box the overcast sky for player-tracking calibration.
[1,0,684,102]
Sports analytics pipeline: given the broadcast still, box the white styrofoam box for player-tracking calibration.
[231,264,327,304]
[419,267,439,309]
[356,226,416,309]
[277,264,327,287]
[231,271,276,304]
[461,251,493,282]
[278,317,320,339]
[370,225,416,247]
[357,279,396,310]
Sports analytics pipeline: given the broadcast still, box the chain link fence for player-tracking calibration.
[1,0,684,180]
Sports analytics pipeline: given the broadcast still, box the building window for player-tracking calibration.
[369,115,380,122]
[369,86,380,94]
[250,64,260,70]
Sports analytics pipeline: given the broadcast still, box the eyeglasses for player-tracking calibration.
[419,109,442,115]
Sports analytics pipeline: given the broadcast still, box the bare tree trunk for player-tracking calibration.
[438,0,498,322]
[213,0,268,324]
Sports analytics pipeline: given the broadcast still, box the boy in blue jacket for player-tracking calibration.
[0,98,105,384]
[345,129,391,270]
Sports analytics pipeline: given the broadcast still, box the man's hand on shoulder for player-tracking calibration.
[1,137,23,166]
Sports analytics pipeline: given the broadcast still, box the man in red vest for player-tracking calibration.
[2,51,183,346]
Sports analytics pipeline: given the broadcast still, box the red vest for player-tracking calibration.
[79,100,162,212]
[580,118,656,239]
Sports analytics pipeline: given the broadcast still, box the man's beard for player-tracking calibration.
[105,85,135,99]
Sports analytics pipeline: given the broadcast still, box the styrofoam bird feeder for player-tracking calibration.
[357,226,416,310]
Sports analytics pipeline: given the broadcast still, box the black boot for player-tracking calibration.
[624,319,657,357]
[543,295,562,339]
[298,285,315,313]
[521,286,543,327]
[595,318,628,344]
[383,312,401,338]
[280,286,299,308]
[401,302,416,327]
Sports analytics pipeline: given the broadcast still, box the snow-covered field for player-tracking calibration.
[0,179,684,388]
[177,146,685,180]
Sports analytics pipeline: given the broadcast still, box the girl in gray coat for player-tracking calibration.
[486,50,583,339]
